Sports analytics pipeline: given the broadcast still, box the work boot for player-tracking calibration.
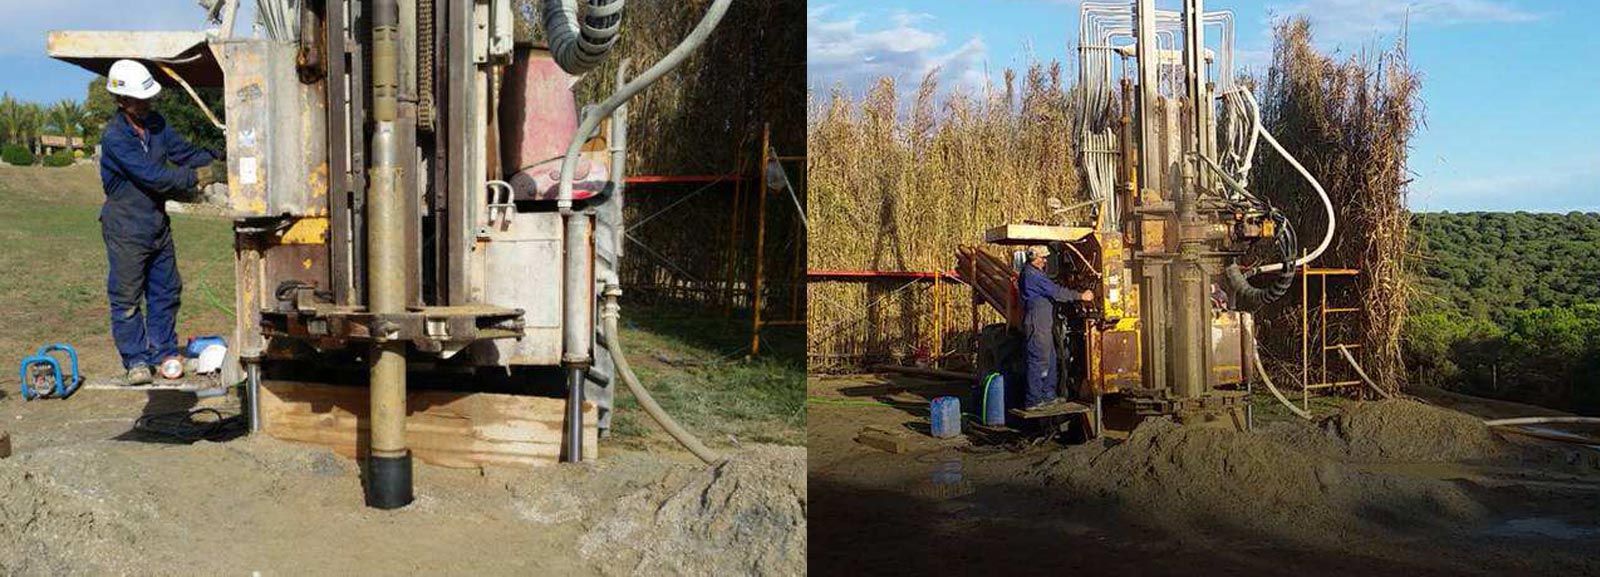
[120,364,154,387]
[1024,397,1069,412]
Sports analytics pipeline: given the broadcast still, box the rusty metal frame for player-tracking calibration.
[259,304,524,353]
[1299,266,1363,411]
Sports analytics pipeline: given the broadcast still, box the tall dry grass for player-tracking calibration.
[808,65,1078,370]
[1253,18,1421,393]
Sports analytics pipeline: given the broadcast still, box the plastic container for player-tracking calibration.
[929,396,961,438]
[185,335,227,358]
[981,373,1007,426]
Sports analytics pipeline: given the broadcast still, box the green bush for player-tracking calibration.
[1,145,35,166]
[41,150,73,168]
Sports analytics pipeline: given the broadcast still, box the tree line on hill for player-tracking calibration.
[1406,211,1600,413]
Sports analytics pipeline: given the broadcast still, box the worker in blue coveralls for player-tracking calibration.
[99,60,227,385]
[1021,245,1093,410]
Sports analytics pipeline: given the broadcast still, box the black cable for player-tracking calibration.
[134,408,247,442]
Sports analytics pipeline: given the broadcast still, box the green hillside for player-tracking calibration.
[1407,211,1600,413]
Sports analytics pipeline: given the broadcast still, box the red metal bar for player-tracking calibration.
[800,268,960,279]
[625,174,744,184]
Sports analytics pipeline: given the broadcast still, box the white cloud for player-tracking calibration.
[1266,0,1540,44]
[1414,156,1599,212]
[807,4,990,99]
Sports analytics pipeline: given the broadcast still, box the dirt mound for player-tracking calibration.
[580,446,807,576]
[1332,399,1510,462]
[0,459,146,576]
[1032,417,1491,540]
[1035,419,1340,531]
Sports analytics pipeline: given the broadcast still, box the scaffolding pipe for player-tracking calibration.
[364,0,413,510]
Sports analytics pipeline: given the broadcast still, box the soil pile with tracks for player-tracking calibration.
[581,445,808,576]
[1030,401,1517,541]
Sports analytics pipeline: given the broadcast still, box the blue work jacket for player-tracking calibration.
[1021,265,1081,309]
[98,111,218,240]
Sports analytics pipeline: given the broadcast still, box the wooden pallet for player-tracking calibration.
[260,381,597,469]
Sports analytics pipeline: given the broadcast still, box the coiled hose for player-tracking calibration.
[555,0,730,208]
[600,285,724,465]
[542,0,625,75]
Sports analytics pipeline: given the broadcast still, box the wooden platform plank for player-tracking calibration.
[983,224,1095,245]
[1010,401,1092,419]
[260,381,598,469]
[83,377,235,392]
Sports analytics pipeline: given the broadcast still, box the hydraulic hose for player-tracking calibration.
[541,0,626,76]
[1335,344,1392,400]
[1224,263,1294,309]
[600,285,724,465]
[1246,320,1311,420]
[555,0,731,209]
[1483,416,1600,427]
[1246,90,1335,275]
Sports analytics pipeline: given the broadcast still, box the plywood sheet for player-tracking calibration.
[261,381,598,468]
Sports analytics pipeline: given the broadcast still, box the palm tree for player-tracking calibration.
[23,102,45,155]
[0,94,22,146]
[49,99,88,149]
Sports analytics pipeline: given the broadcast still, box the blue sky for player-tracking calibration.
[809,0,1600,213]
[0,1,252,100]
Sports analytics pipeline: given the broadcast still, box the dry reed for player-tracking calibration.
[808,65,1078,371]
[1253,18,1420,393]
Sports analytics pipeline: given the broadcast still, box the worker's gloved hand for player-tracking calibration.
[1080,289,1096,302]
[194,159,228,189]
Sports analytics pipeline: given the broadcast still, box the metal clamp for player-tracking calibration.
[485,179,516,231]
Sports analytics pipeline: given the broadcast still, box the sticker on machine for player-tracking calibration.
[239,157,259,185]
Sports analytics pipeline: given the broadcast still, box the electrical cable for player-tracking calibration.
[135,408,247,442]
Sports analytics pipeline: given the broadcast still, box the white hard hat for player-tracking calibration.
[107,60,162,99]
[195,344,227,375]
[1029,244,1051,259]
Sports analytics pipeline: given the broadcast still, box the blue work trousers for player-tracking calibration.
[103,222,182,369]
[1023,301,1057,408]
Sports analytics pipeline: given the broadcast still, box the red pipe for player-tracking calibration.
[807,269,963,281]
[625,174,744,184]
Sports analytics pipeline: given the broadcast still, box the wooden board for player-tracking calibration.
[83,377,235,392]
[1010,401,1092,420]
[260,381,598,469]
[983,224,1095,245]
[855,427,909,454]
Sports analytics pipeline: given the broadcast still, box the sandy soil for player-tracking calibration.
[808,374,1600,576]
[0,387,805,576]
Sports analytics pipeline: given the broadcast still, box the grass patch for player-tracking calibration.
[608,303,805,447]
[0,165,233,377]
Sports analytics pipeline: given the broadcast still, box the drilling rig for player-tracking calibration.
[48,0,731,509]
[960,0,1335,429]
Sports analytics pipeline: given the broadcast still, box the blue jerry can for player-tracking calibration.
[929,396,961,438]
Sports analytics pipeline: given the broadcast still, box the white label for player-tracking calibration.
[239,157,258,185]
[1109,287,1121,302]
